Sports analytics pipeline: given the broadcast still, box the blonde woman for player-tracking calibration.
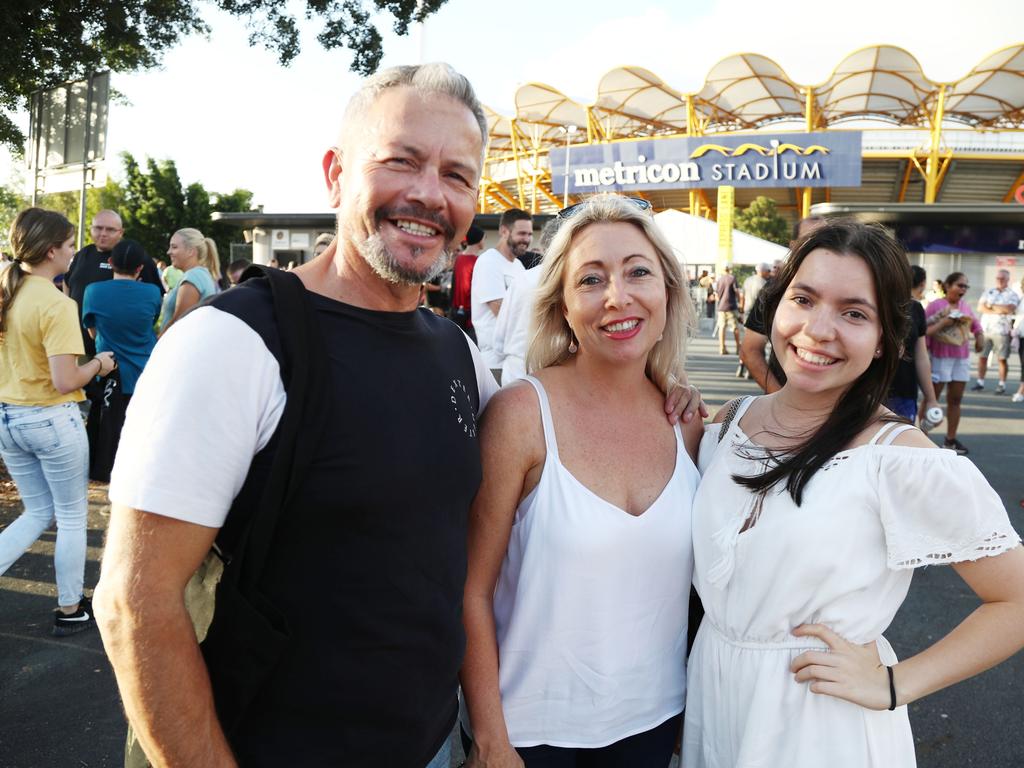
[159,228,220,333]
[460,196,703,765]
[0,208,116,635]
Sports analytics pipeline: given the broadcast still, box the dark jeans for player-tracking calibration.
[460,713,681,767]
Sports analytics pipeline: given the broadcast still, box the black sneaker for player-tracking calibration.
[970,381,985,391]
[943,438,969,456]
[53,596,94,637]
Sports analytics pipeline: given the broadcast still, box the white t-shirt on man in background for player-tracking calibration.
[471,248,525,369]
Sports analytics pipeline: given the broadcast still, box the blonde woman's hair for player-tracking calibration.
[1,208,74,336]
[174,228,220,281]
[525,195,695,392]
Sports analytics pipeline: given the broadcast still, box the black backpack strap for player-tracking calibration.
[230,265,328,591]
[200,266,329,734]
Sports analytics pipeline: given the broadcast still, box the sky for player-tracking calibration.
[3,0,1022,213]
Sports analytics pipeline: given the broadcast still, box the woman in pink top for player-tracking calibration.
[924,271,983,454]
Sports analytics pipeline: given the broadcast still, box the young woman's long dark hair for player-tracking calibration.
[735,220,911,505]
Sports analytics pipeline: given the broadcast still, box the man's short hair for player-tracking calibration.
[464,224,485,246]
[342,63,487,158]
[499,208,531,231]
[757,262,771,273]
[227,258,252,275]
[910,265,926,289]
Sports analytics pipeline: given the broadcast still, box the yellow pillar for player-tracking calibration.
[687,95,701,216]
[717,186,735,271]
[801,87,815,219]
[925,85,947,204]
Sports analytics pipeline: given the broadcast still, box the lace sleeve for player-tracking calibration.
[877,450,1021,570]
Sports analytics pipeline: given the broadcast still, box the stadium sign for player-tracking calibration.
[550,131,862,194]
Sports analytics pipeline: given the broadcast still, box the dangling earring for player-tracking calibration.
[568,330,578,354]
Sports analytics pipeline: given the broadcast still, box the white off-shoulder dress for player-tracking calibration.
[682,397,1021,768]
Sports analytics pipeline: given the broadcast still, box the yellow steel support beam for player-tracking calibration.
[509,120,526,209]
[1004,166,1024,202]
[924,85,947,203]
[801,86,815,219]
[934,154,954,199]
[480,178,518,210]
[534,171,567,210]
[897,158,914,202]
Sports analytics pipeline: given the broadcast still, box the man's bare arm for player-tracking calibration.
[740,328,781,393]
[95,507,237,768]
[486,298,503,317]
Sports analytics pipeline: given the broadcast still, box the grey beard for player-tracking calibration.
[358,232,448,286]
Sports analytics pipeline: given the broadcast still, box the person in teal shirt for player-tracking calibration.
[82,250,161,395]
[159,228,220,333]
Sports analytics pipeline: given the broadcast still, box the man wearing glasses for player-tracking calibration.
[64,210,164,355]
[972,268,1020,394]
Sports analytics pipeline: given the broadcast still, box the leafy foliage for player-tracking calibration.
[119,153,253,270]
[2,0,449,152]
[733,196,791,246]
[0,154,253,269]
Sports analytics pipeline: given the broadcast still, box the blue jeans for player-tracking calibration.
[425,733,451,768]
[0,401,89,607]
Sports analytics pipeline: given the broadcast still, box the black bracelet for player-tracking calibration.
[886,665,897,711]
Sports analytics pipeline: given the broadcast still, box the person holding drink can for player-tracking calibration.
[925,272,983,454]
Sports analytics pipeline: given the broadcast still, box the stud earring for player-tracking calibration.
[874,348,882,358]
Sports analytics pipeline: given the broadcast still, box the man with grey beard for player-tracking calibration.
[95,63,499,768]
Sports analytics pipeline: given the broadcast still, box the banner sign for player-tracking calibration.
[550,131,862,194]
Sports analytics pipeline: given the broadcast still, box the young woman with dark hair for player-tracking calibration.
[683,221,1024,768]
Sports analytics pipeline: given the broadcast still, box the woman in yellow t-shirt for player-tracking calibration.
[0,208,116,636]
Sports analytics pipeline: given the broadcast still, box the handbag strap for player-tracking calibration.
[717,396,749,444]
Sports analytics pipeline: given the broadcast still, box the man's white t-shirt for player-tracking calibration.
[494,266,542,384]
[471,248,525,368]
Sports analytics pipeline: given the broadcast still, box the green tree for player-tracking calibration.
[733,196,790,246]
[117,151,253,272]
[2,1,449,152]
[0,183,27,252]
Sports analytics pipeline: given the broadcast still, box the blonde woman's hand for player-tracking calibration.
[465,741,525,768]
[790,623,894,710]
[665,383,708,425]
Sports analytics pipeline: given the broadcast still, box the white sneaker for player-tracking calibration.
[1012,393,1024,403]
[996,382,1006,394]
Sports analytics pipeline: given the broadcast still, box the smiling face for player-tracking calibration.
[326,86,482,285]
[771,248,882,400]
[504,220,533,258]
[166,234,197,271]
[562,221,667,367]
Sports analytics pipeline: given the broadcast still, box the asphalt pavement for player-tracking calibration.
[1,330,1022,767]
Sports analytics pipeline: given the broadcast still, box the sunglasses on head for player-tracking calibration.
[557,197,653,220]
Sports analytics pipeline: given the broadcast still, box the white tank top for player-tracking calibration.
[461,375,700,748]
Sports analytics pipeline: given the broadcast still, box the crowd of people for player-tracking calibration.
[0,61,1022,768]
